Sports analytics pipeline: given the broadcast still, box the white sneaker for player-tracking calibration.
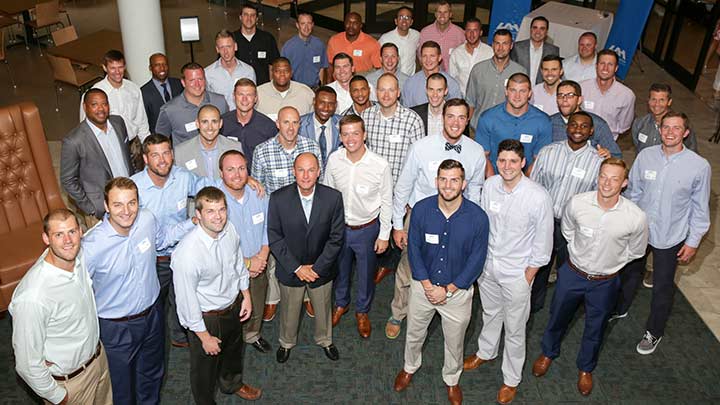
[608,312,628,322]
[636,331,662,355]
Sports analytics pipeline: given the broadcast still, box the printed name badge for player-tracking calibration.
[273,168,287,178]
[185,121,198,132]
[583,101,595,110]
[353,49,363,57]
[644,170,657,180]
[258,51,267,59]
[313,55,321,63]
[534,104,544,112]
[638,133,648,143]
[185,159,198,170]
[580,226,594,237]
[425,233,439,244]
[571,167,586,179]
[252,212,264,225]
[355,184,369,195]
[489,201,501,213]
[428,160,441,174]
[503,78,508,87]
[227,136,239,142]
[520,134,533,143]
[388,134,403,143]
[177,198,187,211]
[137,237,151,253]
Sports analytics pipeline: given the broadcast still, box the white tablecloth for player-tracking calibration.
[516,1,614,58]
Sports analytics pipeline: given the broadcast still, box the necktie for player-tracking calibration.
[161,82,170,103]
[445,142,462,153]
[319,125,328,165]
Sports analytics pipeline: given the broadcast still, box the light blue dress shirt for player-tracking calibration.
[218,182,269,257]
[87,120,129,177]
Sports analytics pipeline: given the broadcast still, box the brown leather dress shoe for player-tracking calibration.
[331,306,348,327]
[446,384,463,405]
[374,267,393,284]
[532,355,552,377]
[577,371,593,396]
[385,318,402,339]
[304,301,315,318]
[235,384,262,401]
[356,313,371,338]
[497,384,517,404]
[262,304,277,322]
[463,354,491,370]
[393,370,413,392]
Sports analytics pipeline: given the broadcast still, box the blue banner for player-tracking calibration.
[604,0,654,79]
[487,0,532,44]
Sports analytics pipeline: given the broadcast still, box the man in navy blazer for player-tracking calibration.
[268,153,345,363]
[298,86,342,168]
[140,53,184,133]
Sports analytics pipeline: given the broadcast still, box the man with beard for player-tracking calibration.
[448,18,493,97]
[256,57,315,119]
[11,209,112,405]
[531,55,564,115]
[205,29,256,109]
[298,86,342,168]
[393,159,489,405]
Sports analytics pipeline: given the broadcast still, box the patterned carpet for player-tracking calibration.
[2,272,720,404]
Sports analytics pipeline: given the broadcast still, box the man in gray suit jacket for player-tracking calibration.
[174,104,243,180]
[510,16,560,85]
[298,86,342,168]
[60,89,135,224]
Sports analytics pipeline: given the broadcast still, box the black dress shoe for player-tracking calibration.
[276,347,291,363]
[323,344,340,361]
[251,337,272,353]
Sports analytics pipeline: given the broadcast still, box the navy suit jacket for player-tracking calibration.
[298,112,342,165]
[268,183,345,288]
[140,77,183,133]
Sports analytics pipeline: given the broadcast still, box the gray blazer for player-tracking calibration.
[510,40,560,85]
[174,135,243,179]
[60,115,134,218]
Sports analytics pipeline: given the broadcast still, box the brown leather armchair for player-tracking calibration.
[0,102,65,311]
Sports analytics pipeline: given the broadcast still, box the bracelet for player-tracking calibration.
[244,258,251,269]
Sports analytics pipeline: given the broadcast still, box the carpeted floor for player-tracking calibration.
[3,272,720,404]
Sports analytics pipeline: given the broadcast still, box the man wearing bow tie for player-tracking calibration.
[385,98,486,339]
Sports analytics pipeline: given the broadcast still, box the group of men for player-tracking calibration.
[9,3,711,405]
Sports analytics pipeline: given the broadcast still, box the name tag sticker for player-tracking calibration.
[273,168,287,178]
[252,212,265,224]
[355,184,369,195]
[520,134,533,143]
[428,160,441,174]
[227,136,239,142]
[580,226,594,237]
[353,49,363,56]
[137,237,151,253]
[185,159,198,170]
[267,113,278,121]
[534,104,544,111]
[503,79,508,87]
[638,133,648,143]
[644,170,657,180]
[258,51,267,59]
[425,233,439,244]
[571,167,586,179]
[489,201,501,213]
[177,198,187,211]
[388,134,403,143]
[583,101,595,110]
[185,121,198,132]
[313,55,321,63]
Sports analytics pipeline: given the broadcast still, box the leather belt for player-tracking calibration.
[346,217,378,230]
[567,259,618,281]
[103,304,153,322]
[156,255,171,262]
[52,343,102,381]
[202,300,237,316]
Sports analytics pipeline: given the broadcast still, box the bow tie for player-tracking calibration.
[445,142,462,153]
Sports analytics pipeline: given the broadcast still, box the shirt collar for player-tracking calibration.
[40,249,81,280]
[195,224,228,249]
[87,119,114,136]
[297,186,315,202]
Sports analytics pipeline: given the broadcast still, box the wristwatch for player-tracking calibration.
[445,287,454,299]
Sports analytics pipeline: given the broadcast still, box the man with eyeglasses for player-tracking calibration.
[550,80,621,159]
[379,7,420,76]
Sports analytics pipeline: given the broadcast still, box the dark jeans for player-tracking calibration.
[531,218,567,313]
[335,221,380,313]
[616,242,684,337]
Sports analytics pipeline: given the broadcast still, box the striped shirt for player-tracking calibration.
[251,135,321,194]
[361,103,425,183]
[530,141,603,219]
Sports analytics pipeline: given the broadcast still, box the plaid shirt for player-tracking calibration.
[361,104,425,183]
[251,135,321,194]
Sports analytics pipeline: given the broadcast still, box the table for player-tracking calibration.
[47,30,123,67]
[515,2,614,58]
[0,0,39,45]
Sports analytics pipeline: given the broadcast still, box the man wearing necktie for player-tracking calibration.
[140,53,184,135]
[299,86,342,168]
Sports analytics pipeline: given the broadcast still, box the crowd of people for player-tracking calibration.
[8,2,711,405]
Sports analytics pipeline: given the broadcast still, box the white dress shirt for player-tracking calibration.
[10,251,99,404]
[172,223,250,333]
[562,191,648,276]
[87,120,129,178]
[80,77,150,141]
[448,41,493,96]
[323,147,393,240]
[529,43,544,85]
[480,175,554,282]
[378,27,421,76]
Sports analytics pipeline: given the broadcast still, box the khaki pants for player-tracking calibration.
[390,208,412,321]
[403,280,473,386]
[266,256,310,305]
[243,270,268,343]
[278,282,333,349]
[45,345,112,405]
[476,270,532,387]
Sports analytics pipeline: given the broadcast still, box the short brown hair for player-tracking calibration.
[234,78,257,91]
[104,177,138,204]
[103,49,124,66]
[442,98,469,116]
[660,111,689,130]
[43,208,79,234]
[507,72,531,88]
[219,149,246,171]
[142,134,172,154]
[215,29,235,42]
[195,186,227,212]
[600,157,629,180]
[339,114,365,133]
[437,159,465,180]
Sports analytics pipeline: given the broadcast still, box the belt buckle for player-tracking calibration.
[586,273,594,281]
